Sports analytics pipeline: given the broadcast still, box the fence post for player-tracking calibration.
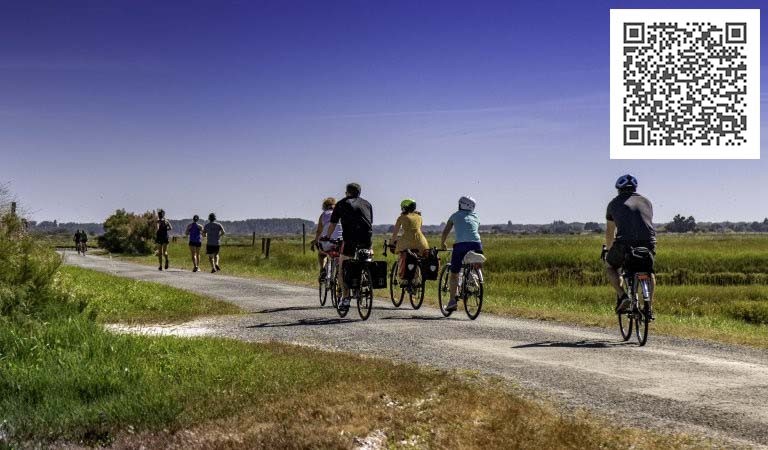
[252,232,256,247]
[302,223,306,254]
[261,238,266,254]
[265,238,271,259]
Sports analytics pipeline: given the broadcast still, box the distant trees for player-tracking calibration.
[583,222,603,232]
[98,209,155,255]
[667,214,697,233]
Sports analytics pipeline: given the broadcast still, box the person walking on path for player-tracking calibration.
[203,213,226,273]
[80,229,88,254]
[155,209,172,271]
[185,215,203,272]
[74,229,82,255]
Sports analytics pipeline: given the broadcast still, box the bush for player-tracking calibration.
[98,209,155,255]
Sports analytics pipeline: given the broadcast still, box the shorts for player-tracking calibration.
[206,244,220,255]
[341,239,372,258]
[319,241,338,253]
[606,241,656,269]
[450,241,483,273]
[189,241,202,248]
[155,237,169,245]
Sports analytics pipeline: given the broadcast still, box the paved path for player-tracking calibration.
[64,252,768,448]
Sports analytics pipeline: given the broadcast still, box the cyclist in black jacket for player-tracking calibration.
[604,174,656,318]
[325,182,373,312]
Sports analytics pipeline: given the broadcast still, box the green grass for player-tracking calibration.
[122,233,768,348]
[58,266,241,323]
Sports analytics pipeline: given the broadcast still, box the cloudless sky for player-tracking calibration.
[1,0,765,224]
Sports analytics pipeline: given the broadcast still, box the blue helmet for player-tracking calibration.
[615,174,638,190]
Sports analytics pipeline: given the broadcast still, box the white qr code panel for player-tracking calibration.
[610,9,760,159]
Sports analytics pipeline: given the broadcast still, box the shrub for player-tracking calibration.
[98,209,155,255]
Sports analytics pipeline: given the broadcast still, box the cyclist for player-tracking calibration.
[155,209,172,270]
[185,214,203,272]
[74,229,82,255]
[604,174,656,318]
[440,195,482,313]
[203,212,226,273]
[312,197,343,281]
[390,199,429,283]
[325,183,373,313]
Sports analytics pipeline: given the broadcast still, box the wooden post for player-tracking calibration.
[302,223,306,254]
[265,238,271,259]
[261,238,266,254]
[252,232,256,247]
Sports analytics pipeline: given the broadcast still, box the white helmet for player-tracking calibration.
[458,195,476,212]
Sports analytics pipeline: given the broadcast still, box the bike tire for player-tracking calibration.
[618,308,633,341]
[464,267,483,320]
[357,267,373,320]
[635,283,650,346]
[410,278,425,310]
[390,262,403,307]
[437,263,452,317]
[319,271,327,306]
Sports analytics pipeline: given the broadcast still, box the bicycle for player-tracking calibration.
[602,245,653,346]
[317,238,342,308]
[338,246,375,320]
[383,240,430,310]
[437,248,485,320]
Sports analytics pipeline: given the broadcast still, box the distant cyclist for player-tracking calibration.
[74,229,82,255]
[390,199,429,283]
[440,196,482,313]
[203,212,226,273]
[185,214,203,272]
[604,174,656,318]
[326,183,373,313]
[155,209,172,271]
[312,197,343,281]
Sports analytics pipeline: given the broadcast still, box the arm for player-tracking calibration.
[605,220,617,248]
[326,223,337,239]
[440,220,453,249]
[166,220,172,231]
[314,214,324,241]
[185,224,190,236]
[390,218,402,245]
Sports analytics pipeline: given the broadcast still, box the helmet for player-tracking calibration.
[400,198,416,210]
[458,196,476,212]
[615,174,638,190]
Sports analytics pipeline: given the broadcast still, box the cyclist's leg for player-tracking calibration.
[398,251,407,279]
[338,243,351,298]
[604,243,626,297]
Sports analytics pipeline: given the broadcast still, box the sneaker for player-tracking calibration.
[338,297,351,312]
[445,298,459,312]
[193,266,198,273]
[648,308,656,321]
[615,294,630,313]
[211,268,217,273]
[158,266,163,271]
[215,264,221,271]
[165,260,169,270]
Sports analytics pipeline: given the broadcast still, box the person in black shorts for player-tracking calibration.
[604,174,656,318]
[325,182,373,312]
[203,213,225,273]
[185,215,203,272]
[155,209,172,271]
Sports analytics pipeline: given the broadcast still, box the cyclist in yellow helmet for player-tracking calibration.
[390,199,429,282]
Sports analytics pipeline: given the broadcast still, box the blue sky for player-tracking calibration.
[1,0,765,224]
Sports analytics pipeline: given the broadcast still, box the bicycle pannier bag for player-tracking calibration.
[421,251,440,280]
[370,261,388,289]
[403,252,420,280]
[624,247,654,273]
[343,260,363,288]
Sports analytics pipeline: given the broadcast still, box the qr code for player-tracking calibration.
[610,10,760,159]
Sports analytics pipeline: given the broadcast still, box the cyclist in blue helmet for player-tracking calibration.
[604,174,657,318]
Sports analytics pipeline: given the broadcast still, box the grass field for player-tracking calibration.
[1,238,709,448]
[122,233,768,347]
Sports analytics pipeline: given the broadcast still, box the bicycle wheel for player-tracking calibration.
[410,275,425,310]
[319,267,328,306]
[464,267,483,320]
[635,281,650,346]
[618,286,633,341]
[437,263,453,317]
[357,267,373,320]
[390,261,403,307]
